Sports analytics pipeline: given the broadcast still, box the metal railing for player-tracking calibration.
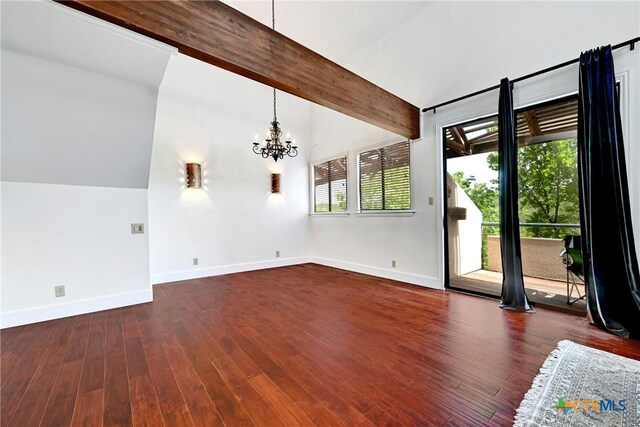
[481,222,580,228]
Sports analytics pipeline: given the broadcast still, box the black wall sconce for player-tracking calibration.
[271,173,280,193]
[186,163,202,189]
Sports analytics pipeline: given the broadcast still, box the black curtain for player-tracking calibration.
[498,78,532,311]
[577,45,640,338]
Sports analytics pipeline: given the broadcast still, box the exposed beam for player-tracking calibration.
[55,0,420,139]
[523,111,542,136]
[450,126,469,154]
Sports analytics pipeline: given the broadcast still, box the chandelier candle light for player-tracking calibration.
[252,0,298,162]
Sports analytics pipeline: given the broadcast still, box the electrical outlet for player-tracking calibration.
[392,260,397,268]
[275,250,280,258]
[131,223,144,234]
[428,197,434,205]
[55,285,65,297]
[193,257,199,266]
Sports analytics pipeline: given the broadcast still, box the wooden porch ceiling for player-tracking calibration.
[446,97,578,158]
[55,0,420,139]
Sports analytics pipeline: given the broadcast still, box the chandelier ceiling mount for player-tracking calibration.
[252,0,298,162]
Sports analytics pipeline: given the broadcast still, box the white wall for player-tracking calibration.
[308,112,441,287]
[447,175,483,277]
[1,2,173,328]
[1,182,151,327]
[2,1,639,328]
[148,54,311,284]
[309,1,640,289]
[0,51,164,327]
[1,49,160,188]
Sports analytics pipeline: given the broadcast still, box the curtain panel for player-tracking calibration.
[498,78,532,311]
[577,45,640,338]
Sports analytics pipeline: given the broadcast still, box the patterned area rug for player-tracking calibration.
[515,340,639,426]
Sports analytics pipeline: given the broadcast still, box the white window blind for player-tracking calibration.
[358,140,411,211]
[313,156,347,212]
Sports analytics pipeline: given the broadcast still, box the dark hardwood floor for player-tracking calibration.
[2,264,639,426]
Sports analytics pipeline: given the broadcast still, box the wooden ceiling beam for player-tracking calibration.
[523,111,542,136]
[450,126,470,153]
[55,0,420,139]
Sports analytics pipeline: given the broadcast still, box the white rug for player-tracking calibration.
[514,340,640,426]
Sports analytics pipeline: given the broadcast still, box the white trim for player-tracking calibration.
[434,87,582,290]
[152,256,311,284]
[310,257,443,290]
[617,70,630,142]
[515,89,578,112]
[616,71,632,189]
[434,106,499,290]
[355,138,413,213]
[309,154,349,214]
[310,152,350,167]
[309,212,350,217]
[355,137,411,153]
[1,288,153,329]
[355,210,415,217]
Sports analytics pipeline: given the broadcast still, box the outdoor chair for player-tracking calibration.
[560,235,586,305]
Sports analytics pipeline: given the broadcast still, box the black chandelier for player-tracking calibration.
[252,0,298,162]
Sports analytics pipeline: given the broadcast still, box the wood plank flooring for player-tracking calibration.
[2,263,639,426]
[451,270,587,316]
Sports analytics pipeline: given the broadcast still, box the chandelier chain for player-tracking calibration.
[251,0,298,162]
[272,0,277,122]
[271,0,275,31]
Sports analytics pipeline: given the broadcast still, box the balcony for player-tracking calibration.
[448,222,586,315]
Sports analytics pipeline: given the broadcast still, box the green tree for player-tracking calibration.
[360,166,410,210]
[451,171,499,222]
[486,138,579,238]
[335,190,347,211]
[451,171,498,268]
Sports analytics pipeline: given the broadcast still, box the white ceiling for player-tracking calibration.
[1,1,175,189]
[0,0,176,87]
[1,0,429,91]
[223,1,431,63]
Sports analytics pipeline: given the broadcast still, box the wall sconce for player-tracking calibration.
[271,173,280,193]
[186,163,202,189]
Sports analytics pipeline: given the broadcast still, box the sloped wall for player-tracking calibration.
[0,2,174,328]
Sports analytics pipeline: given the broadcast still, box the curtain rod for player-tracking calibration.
[421,36,640,113]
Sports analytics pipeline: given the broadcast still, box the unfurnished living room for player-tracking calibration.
[1,1,640,426]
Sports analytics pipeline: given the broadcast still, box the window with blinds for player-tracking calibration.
[313,156,347,213]
[358,140,411,211]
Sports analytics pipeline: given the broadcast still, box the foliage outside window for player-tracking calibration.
[313,157,347,213]
[358,140,411,211]
[452,138,580,267]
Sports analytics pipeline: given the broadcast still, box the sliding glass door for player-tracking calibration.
[443,95,586,314]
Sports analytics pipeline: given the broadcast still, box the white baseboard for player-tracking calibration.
[151,256,312,285]
[310,256,443,290]
[2,258,439,328]
[1,288,153,329]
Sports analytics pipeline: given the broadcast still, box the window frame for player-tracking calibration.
[309,153,349,215]
[356,139,414,215]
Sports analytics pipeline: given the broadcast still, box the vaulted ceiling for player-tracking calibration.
[1,0,174,87]
[1,1,174,188]
[53,0,424,138]
[223,1,431,63]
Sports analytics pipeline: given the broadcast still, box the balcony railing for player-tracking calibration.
[480,222,580,273]
[481,222,580,228]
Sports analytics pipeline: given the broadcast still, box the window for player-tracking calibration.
[358,140,411,211]
[313,156,347,213]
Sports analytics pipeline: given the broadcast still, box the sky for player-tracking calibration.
[447,152,498,186]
